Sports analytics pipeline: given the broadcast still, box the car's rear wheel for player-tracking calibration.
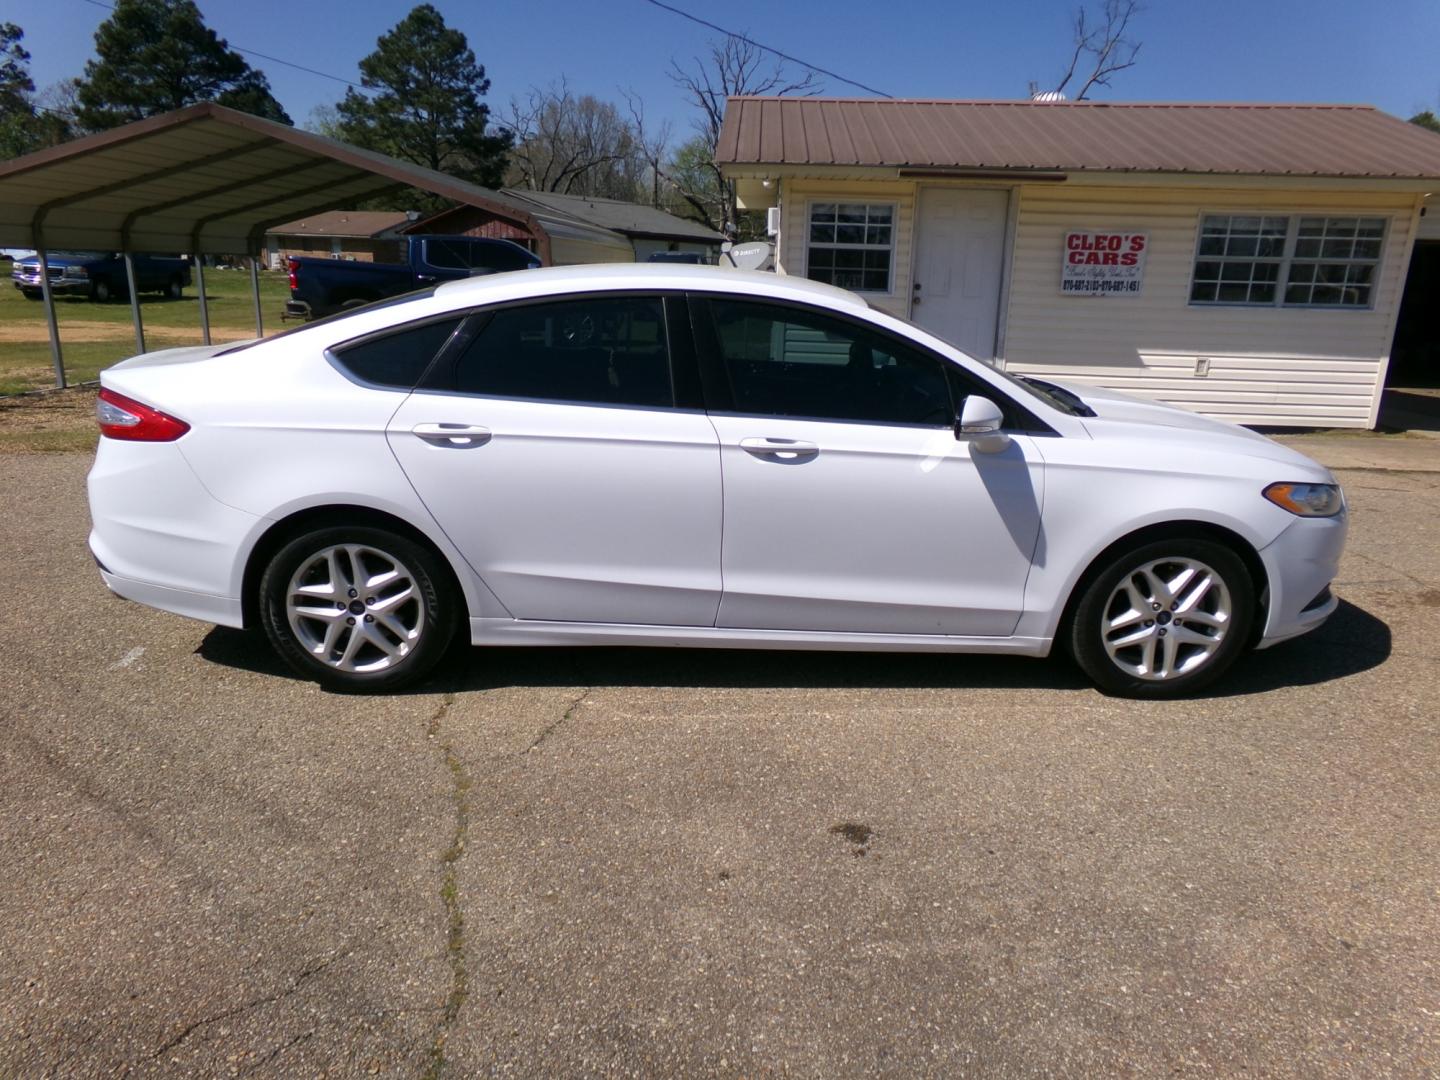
[259,526,456,692]
[1069,538,1255,698]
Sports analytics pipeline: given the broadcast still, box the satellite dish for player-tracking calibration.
[724,242,772,271]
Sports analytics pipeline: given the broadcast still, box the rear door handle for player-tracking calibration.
[739,437,819,461]
[412,423,491,447]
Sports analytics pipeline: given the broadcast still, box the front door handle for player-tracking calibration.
[412,423,491,447]
[739,437,819,461]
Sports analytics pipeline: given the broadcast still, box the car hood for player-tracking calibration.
[1041,377,1334,479]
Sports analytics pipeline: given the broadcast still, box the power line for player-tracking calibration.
[75,0,367,91]
[640,0,893,99]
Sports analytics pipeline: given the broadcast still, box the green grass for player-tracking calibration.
[0,426,98,453]
[0,268,292,395]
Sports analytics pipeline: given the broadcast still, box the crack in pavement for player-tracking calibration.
[239,1029,314,1076]
[524,689,592,755]
[423,692,471,1080]
[139,950,348,1067]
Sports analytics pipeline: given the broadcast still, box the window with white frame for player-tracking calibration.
[1190,214,1385,308]
[1284,217,1385,307]
[806,203,894,293]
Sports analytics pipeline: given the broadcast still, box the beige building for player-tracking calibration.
[264,211,413,268]
[719,98,1440,428]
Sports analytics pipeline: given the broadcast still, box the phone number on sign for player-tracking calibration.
[1062,279,1143,294]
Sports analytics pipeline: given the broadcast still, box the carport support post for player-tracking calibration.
[123,253,146,355]
[194,256,211,345]
[35,247,65,389]
[249,255,263,337]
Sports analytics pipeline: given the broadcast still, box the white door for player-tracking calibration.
[911,189,1008,359]
[700,297,1042,636]
[386,295,722,626]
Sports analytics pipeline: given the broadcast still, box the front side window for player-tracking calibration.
[806,203,894,293]
[1190,214,1385,308]
[452,295,673,408]
[705,298,952,425]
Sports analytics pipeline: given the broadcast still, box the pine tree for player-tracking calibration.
[74,0,290,130]
[334,4,509,192]
[1,23,43,157]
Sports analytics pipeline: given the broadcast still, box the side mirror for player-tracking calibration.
[954,395,1010,452]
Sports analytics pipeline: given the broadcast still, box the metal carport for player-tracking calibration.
[0,102,552,387]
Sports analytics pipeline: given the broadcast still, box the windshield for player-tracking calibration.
[20,251,108,263]
[1009,376,1095,417]
[215,287,439,355]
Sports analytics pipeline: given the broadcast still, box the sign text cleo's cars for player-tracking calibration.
[1062,231,1148,296]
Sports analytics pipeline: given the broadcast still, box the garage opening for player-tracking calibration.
[1383,239,1440,429]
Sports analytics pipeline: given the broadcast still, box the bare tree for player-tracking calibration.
[505,80,649,200]
[621,88,673,209]
[1031,0,1142,101]
[668,36,822,235]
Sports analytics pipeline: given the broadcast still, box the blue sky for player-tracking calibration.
[17,0,1440,141]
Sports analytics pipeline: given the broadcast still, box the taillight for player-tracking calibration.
[96,388,191,442]
[287,257,299,290]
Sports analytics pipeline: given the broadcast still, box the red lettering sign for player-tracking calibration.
[1061,230,1148,296]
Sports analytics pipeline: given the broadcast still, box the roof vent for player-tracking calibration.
[1031,90,1068,103]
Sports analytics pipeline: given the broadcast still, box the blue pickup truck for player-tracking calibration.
[11,251,192,302]
[285,235,541,320]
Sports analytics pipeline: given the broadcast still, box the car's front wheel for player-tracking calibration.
[1069,538,1256,698]
[259,526,456,692]
[166,276,184,299]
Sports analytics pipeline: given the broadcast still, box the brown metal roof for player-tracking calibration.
[0,102,547,257]
[265,210,411,238]
[716,98,1440,180]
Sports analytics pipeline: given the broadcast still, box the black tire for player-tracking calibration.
[21,288,41,300]
[91,278,114,302]
[1069,537,1255,698]
[166,276,183,299]
[259,525,457,692]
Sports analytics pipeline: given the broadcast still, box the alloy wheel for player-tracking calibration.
[1100,556,1232,681]
[285,543,425,673]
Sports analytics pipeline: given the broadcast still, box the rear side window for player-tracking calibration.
[331,317,463,389]
[452,296,673,408]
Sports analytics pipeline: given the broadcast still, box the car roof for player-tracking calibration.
[432,262,869,312]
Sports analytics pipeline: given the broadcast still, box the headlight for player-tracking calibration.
[1263,482,1344,517]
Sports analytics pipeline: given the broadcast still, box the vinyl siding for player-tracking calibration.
[1002,184,1422,427]
[1418,196,1440,241]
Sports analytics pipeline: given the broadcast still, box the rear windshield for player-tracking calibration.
[215,287,438,356]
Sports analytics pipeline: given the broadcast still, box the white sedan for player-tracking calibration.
[88,264,1346,697]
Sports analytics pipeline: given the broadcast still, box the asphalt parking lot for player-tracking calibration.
[2,444,1437,1078]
